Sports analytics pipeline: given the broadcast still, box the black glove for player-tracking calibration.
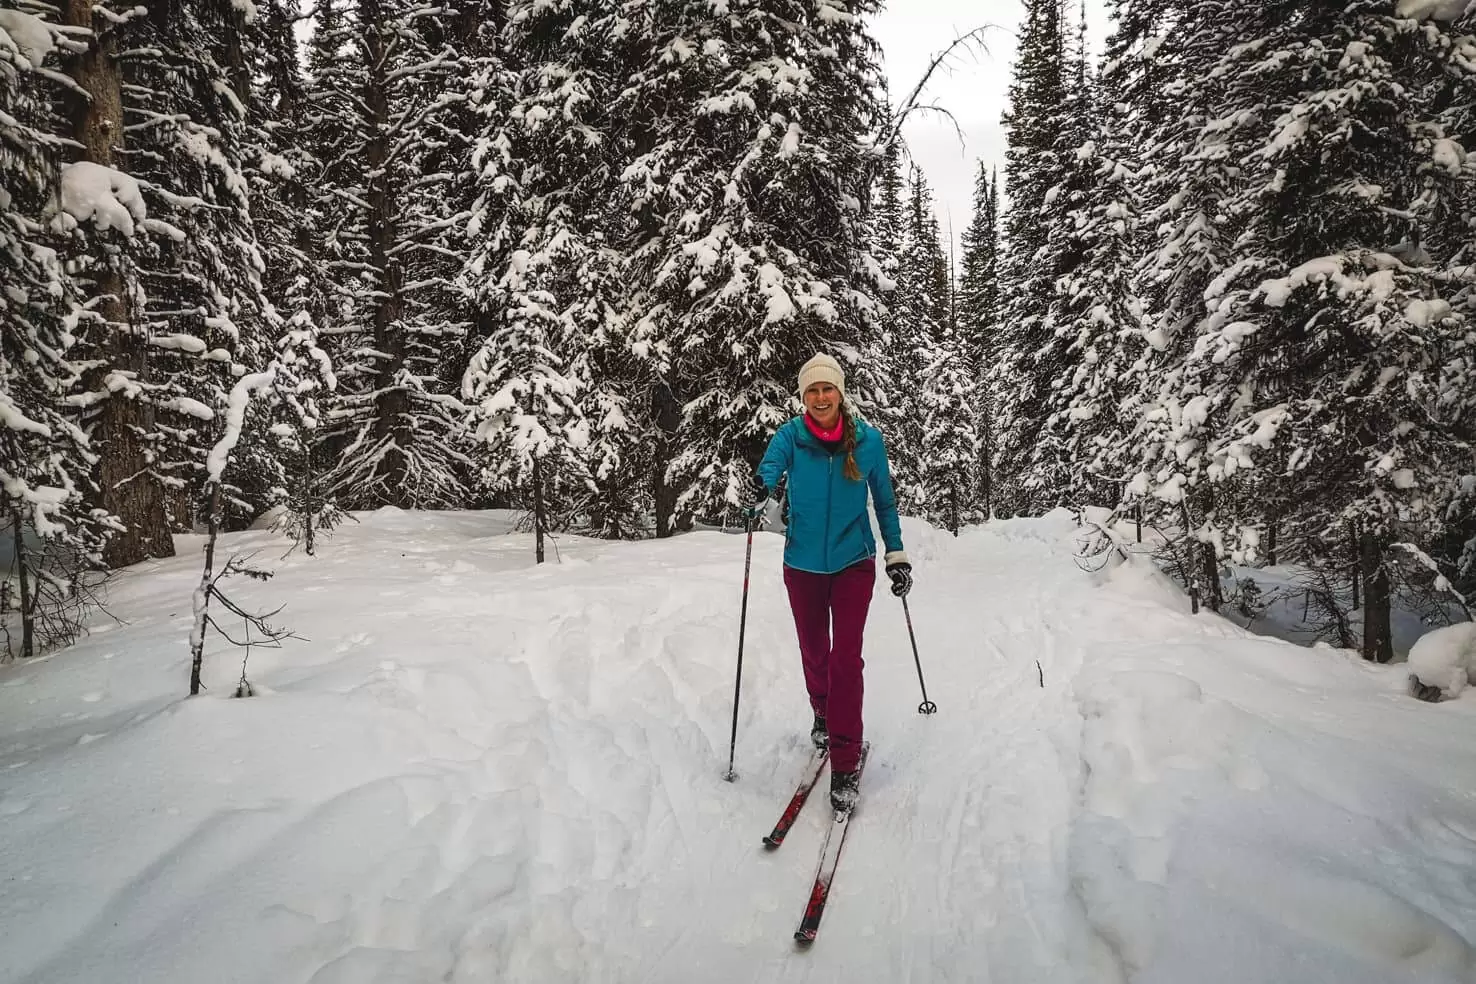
[886,561,913,598]
[744,472,770,518]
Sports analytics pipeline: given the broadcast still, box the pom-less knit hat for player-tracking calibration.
[798,353,845,399]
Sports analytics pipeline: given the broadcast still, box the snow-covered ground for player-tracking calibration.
[1,509,1473,983]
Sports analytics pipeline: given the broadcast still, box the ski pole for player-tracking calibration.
[902,596,937,715]
[724,513,756,781]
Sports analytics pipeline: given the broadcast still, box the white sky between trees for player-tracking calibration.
[873,0,1110,257]
[294,2,1111,258]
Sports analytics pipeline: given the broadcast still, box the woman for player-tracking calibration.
[747,353,912,813]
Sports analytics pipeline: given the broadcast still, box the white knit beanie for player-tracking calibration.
[797,353,845,399]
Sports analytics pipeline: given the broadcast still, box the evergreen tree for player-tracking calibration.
[622,0,891,526]
[0,8,110,656]
[1102,0,1265,608]
[862,138,911,508]
[56,0,177,566]
[889,165,952,513]
[878,165,940,510]
[1040,46,1147,511]
[306,0,475,511]
[463,0,625,548]
[244,0,341,543]
[1124,1,1476,652]
[114,2,277,533]
[916,335,977,535]
[994,0,1070,516]
[958,163,1001,518]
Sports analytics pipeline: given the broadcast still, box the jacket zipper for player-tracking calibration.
[823,450,835,571]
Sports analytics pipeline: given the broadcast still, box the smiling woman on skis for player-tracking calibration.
[747,353,912,814]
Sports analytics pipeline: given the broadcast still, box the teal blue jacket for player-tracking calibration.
[756,415,905,575]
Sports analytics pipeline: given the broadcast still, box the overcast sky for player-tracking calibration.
[872,0,1109,255]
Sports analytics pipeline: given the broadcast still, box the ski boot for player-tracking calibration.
[830,768,859,814]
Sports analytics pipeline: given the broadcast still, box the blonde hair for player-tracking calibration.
[842,408,861,482]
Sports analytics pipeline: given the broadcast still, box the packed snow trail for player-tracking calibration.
[1,510,1473,983]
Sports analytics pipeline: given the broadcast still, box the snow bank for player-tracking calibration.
[1072,553,1476,982]
[1408,622,1476,698]
[1,512,1472,983]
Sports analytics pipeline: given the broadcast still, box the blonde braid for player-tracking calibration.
[842,409,861,481]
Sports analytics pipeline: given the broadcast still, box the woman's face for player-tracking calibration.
[804,382,841,429]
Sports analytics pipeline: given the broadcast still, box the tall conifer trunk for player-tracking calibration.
[64,0,173,567]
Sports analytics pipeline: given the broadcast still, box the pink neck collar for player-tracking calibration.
[805,413,845,442]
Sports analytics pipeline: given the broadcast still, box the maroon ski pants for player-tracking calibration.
[783,558,876,772]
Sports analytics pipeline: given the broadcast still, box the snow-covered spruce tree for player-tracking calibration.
[894,165,955,516]
[269,323,342,555]
[1144,2,1476,657]
[461,270,591,564]
[1043,68,1147,512]
[1012,10,1103,512]
[105,1,277,533]
[0,8,110,658]
[862,138,910,508]
[307,0,476,511]
[622,0,890,527]
[916,335,977,536]
[244,0,342,547]
[464,0,633,544]
[957,162,1001,520]
[874,165,946,513]
[994,0,1071,516]
[54,0,176,567]
[1100,0,1273,609]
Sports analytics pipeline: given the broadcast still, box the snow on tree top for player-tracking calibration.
[1396,0,1474,20]
[0,10,55,69]
[1432,138,1466,176]
[56,162,147,237]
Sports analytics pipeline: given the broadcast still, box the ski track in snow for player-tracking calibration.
[1,508,1474,983]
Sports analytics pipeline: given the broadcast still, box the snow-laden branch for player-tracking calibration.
[206,369,277,483]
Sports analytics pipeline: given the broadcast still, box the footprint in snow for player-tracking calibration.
[334,633,374,653]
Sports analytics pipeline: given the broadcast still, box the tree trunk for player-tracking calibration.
[978,395,994,520]
[1349,523,1361,611]
[65,0,173,568]
[1201,542,1223,612]
[190,485,223,695]
[1359,531,1393,663]
[1265,509,1278,566]
[532,456,547,564]
[303,444,317,556]
[10,509,33,660]
[362,0,410,503]
[652,383,682,538]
